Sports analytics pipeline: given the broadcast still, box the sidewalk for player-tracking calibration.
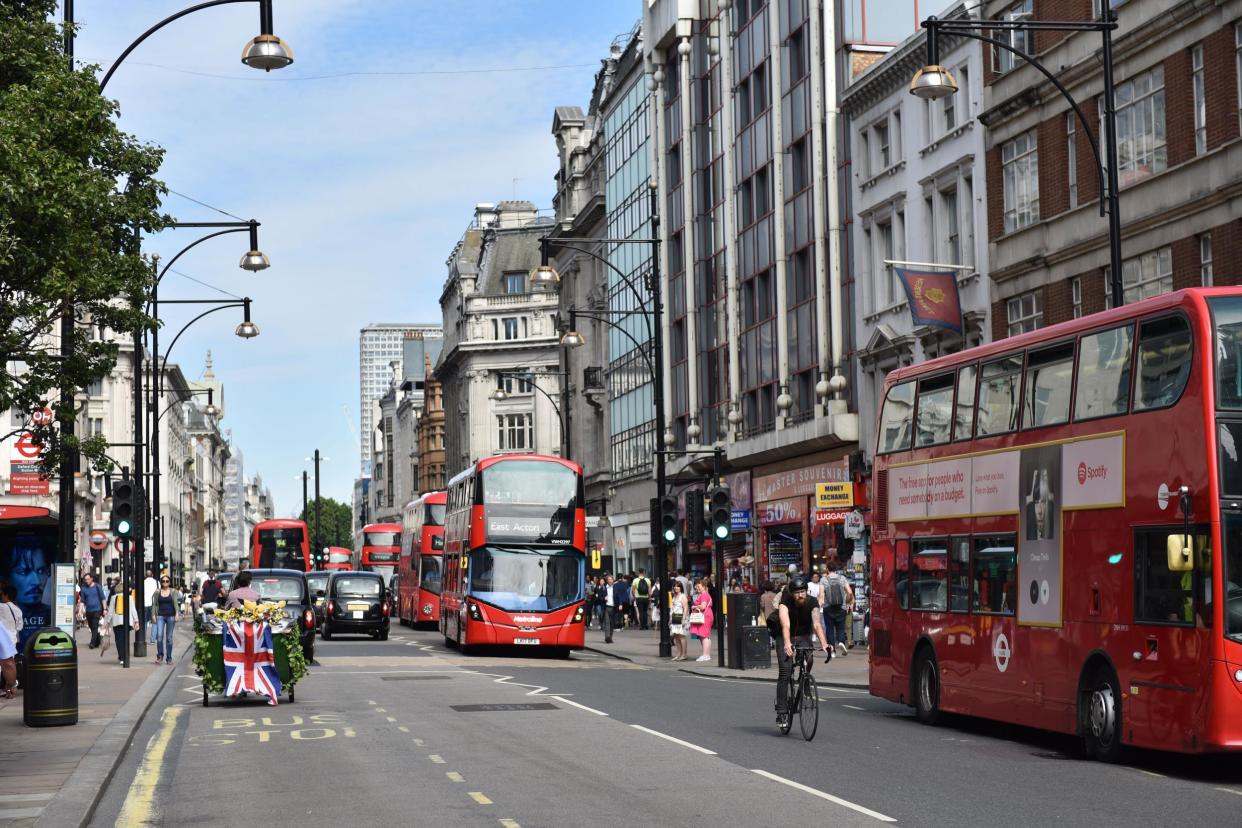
[0,626,192,828]
[582,624,869,688]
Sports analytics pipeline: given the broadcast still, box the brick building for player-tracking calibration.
[982,0,1242,339]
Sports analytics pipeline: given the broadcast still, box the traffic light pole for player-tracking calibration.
[650,185,671,659]
[131,326,147,658]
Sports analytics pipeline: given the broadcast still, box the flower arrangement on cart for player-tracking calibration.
[193,600,309,706]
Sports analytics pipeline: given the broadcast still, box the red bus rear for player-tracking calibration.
[441,455,586,653]
[869,287,1242,759]
[251,519,311,572]
[398,491,446,627]
[359,522,401,579]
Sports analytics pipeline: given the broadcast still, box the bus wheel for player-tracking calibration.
[913,647,941,726]
[1082,666,1123,763]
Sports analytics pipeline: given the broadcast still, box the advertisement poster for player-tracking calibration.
[54,563,76,635]
[1018,443,1062,627]
[0,527,57,649]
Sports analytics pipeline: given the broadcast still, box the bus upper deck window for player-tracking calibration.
[953,364,977,441]
[1209,296,1242,410]
[1134,315,1192,411]
[915,374,954,447]
[879,380,915,454]
[978,355,1023,436]
[1074,324,1133,421]
[1023,342,1074,429]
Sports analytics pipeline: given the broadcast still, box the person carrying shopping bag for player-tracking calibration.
[104,589,138,664]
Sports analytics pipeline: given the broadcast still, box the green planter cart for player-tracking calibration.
[194,620,305,707]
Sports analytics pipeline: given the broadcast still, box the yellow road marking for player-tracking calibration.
[429,754,445,764]
[499,820,521,828]
[386,716,397,723]
[446,771,464,782]
[115,706,185,826]
[469,792,493,805]
[397,725,409,733]
[374,707,387,713]
[366,699,376,705]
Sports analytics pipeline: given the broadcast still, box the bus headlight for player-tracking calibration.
[572,604,585,624]
[468,601,483,621]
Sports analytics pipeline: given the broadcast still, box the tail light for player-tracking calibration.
[327,600,335,615]
[303,609,314,628]
[382,602,390,618]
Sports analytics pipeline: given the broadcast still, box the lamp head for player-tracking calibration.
[560,329,585,348]
[241,34,294,71]
[490,387,508,402]
[529,264,560,290]
[909,64,958,100]
[240,250,270,272]
[235,299,260,339]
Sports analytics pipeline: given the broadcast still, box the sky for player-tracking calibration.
[70,0,924,518]
[72,0,640,517]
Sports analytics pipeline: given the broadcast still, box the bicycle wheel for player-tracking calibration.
[778,672,796,736]
[799,674,819,741]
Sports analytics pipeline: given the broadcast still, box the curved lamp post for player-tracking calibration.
[911,12,1123,307]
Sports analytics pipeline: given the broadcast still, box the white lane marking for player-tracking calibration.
[630,724,716,755]
[820,686,869,694]
[413,738,425,746]
[447,771,465,782]
[841,704,866,711]
[386,716,397,723]
[550,696,608,716]
[398,725,410,733]
[1138,770,1165,778]
[374,707,387,713]
[750,769,895,823]
[0,794,54,803]
[429,754,446,764]
[0,808,44,819]
[1215,787,1242,797]
[366,699,377,705]
[499,820,522,828]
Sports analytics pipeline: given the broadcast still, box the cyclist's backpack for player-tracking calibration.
[635,577,650,598]
[826,576,846,608]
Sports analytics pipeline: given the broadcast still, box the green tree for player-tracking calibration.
[1,0,168,472]
[298,497,355,551]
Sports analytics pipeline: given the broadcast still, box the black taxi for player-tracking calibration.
[242,568,318,662]
[321,570,390,641]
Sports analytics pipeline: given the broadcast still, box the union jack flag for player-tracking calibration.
[222,620,283,706]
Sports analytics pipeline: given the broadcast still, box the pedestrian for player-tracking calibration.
[200,572,223,608]
[614,575,632,630]
[0,583,22,693]
[674,569,691,600]
[152,575,182,665]
[668,580,689,661]
[0,621,16,699]
[823,563,854,657]
[601,574,617,643]
[224,571,260,608]
[689,578,714,662]
[105,588,138,664]
[143,568,159,626]
[632,569,652,630]
[79,573,107,649]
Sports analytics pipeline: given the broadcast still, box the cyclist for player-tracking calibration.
[775,574,830,728]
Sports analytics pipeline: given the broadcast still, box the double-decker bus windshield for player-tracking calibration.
[426,503,446,526]
[482,461,578,509]
[420,555,442,595]
[257,528,306,570]
[365,531,399,547]
[469,546,582,611]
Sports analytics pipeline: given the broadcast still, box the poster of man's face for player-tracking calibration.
[1019,444,1062,626]
[0,527,56,647]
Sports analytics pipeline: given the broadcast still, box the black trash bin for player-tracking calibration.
[23,628,78,728]
[724,593,760,668]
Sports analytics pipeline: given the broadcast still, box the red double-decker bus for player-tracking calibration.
[397,491,446,627]
[251,519,311,572]
[441,455,587,654]
[357,522,401,579]
[869,287,1242,760]
[323,547,352,572]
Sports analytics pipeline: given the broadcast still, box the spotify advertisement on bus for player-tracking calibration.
[888,432,1124,628]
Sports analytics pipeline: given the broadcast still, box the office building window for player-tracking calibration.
[994,0,1033,75]
[1001,130,1039,232]
[1200,234,1213,287]
[496,413,533,451]
[502,318,519,340]
[1110,65,1166,187]
[1072,277,1083,319]
[1106,246,1173,307]
[1066,112,1078,209]
[86,378,103,396]
[941,187,960,265]
[1007,290,1042,337]
[503,272,526,295]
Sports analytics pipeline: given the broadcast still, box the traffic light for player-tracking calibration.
[686,488,705,544]
[110,479,144,540]
[709,486,732,542]
[659,495,680,545]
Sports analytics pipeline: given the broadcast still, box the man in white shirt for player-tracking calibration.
[143,569,159,625]
[602,574,617,644]
[807,571,824,641]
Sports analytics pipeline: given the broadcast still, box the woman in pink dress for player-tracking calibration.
[689,579,714,662]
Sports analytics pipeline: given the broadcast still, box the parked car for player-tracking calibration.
[241,568,317,662]
[321,570,390,641]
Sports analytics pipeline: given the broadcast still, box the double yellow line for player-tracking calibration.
[115,706,185,826]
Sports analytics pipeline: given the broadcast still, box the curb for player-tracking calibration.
[585,644,868,689]
[35,632,193,828]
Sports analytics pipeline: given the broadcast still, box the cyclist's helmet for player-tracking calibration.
[789,574,809,592]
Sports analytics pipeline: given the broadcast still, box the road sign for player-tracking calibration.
[89,531,108,550]
[815,481,854,509]
[30,407,53,426]
[9,432,48,495]
[114,537,127,554]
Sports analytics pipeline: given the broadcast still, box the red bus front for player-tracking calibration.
[360,523,401,578]
[251,519,310,572]
[441,455,587,652]
[324,547,352,572]
[868,288,1242,758]
[416,493,446,626]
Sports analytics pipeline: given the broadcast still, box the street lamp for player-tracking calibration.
[911,12,1123,307]
[235,299,261,339]
[528,264,560,290]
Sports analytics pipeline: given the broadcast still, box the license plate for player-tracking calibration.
[514,638,540,645]
[347,603,368,611]
[352,611,364,619]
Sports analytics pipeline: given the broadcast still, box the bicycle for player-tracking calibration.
[778,645,827,740]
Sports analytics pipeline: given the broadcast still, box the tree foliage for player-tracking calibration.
[298,497,355,550]
[1,0,169,472]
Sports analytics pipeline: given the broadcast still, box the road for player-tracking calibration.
[89,627,1242,827]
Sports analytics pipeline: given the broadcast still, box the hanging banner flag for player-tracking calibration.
[895,267,963,334]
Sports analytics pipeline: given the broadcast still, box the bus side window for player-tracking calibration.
[1074,324,1133,421]
[1023,341,1074,429]
[915,374,954,447]
[949,537,970,612]
[1133,315,1192,411]
[953,364,977,441]
[895,539,910,610]
[977,356,1023,436]
[879,381,915,454]
[910,539,948,611]
[972,535,1016,616]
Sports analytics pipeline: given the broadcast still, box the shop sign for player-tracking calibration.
[89,531,108,550]
[753,459,849,503]
[758,496,805,526]
[730,509,750,531]
[0,505,51,520]
[10,431,49,495]
[815,481,854,509]
[814,509,852,524]
[628,523,651,548]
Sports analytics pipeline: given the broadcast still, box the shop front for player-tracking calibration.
[752,457,852,582]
